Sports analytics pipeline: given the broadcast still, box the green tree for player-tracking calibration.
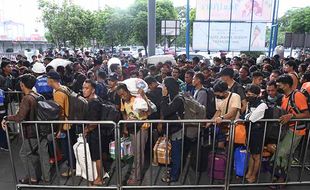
[276,7,310,45]
[39,0,95,48]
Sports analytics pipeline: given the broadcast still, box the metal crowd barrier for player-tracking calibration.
[6,121,119,190]
[4,91,23,134]
[4,119,310,190]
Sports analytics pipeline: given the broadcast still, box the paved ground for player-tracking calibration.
[1,136,310,190]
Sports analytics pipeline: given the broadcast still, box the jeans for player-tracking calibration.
[19,138,51,181]
[270,130,303,178]
[171,139,182,181]
[130,129,148,180]
[0,127,8,149]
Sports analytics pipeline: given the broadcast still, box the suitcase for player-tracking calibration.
[153,137,171,165]
[208,151,227,180]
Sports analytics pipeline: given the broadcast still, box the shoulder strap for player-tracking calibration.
[288,90,301,114]
[225,92,233,114]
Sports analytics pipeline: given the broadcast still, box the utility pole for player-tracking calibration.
[185,0,190,59]
[148,0,156,56]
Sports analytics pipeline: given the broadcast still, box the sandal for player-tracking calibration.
[246,177,257,183]
[19,177,39,185]
[93,179,105,186]
[161,175,172,183]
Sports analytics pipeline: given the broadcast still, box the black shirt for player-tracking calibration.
[146,87,162,119]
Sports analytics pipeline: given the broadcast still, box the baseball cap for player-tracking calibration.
[47,71,61,81]
[107,73,118,81]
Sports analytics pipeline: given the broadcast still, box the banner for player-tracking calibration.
[193,22,266,51]
[196,0,273,22]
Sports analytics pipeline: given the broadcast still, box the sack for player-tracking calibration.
[153,136,171,165]
[205,88,216,119]
[73,134,98,181]
[30,93,61,135]
[180,93,206,121]
[234,146,249,177]
[208,151,227,180]
[57,87,88,120]
[234,123,246,145]
[109,137,132,160]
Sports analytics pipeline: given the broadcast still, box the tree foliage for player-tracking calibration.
[39,0,177,49]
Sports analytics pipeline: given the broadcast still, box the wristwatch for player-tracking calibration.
[3,116,7,121]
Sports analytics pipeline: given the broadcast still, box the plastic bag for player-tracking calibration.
[121,78,148,96]
[109,137,133,160]
[73,134,98,181]
[133,95,148,113]
[234,146,249,177]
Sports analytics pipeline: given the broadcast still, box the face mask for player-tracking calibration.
[278,88,284,94]
[268,95,277,103]
[246,96,257,103]
[216,95,226,100]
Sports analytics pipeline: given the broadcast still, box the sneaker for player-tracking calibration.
[103,172,110,179]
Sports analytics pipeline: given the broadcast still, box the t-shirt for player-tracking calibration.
[281,91,308,136]
[216,92,241,120]
[86,98,102,121]
[120,96,147,120]
[301,82,310,98]
[194,88,208,107]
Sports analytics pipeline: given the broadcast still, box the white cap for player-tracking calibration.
[32,62,46,74]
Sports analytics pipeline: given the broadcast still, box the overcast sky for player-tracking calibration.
[0,0,309,36]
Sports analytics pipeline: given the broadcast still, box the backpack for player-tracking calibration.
[56,87,88,120]
[30,93,61,136]
[180,93,206,121]
[205,88,216,119]
[264,103,287,141]
[100,100,121,136]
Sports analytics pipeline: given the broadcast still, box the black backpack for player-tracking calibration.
[56,87,88,120]
[205,88,216,119]
[100,100,121,136]
[30,93,61,136]
[264,103,287,141]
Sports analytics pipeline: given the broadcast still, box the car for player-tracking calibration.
[147,55,176,66]
[176,52,207,61]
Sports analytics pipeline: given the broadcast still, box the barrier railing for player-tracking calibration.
[3,119,310,190]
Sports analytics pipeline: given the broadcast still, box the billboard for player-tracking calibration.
[161,20,181,36]
[196,0,273,22]
[193,22,266,51]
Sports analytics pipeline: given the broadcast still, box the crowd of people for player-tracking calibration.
[0,48,310,186]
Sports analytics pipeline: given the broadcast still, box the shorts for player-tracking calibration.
[249,129,264,155]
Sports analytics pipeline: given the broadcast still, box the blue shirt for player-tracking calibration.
[35,75,53,94]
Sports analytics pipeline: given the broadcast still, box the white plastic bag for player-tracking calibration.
[121,78,148,96]
[73,134,97,181]
[133,95,149,113]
